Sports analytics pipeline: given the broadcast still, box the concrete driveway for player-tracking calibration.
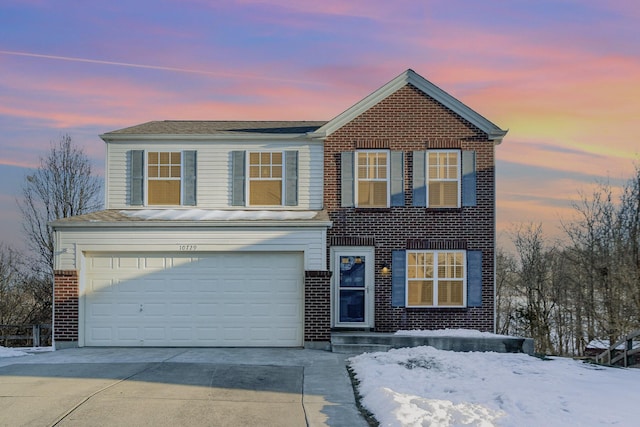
[0,348,368,427]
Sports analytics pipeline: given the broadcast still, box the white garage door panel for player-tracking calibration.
[85,252,303,347]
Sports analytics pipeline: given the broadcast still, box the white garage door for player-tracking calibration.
[84,252,303,347]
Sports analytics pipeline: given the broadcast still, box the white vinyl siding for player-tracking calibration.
[105,141,323,210]
[53,226,327,272]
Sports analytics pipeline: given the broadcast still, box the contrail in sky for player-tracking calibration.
[0,50,325,86]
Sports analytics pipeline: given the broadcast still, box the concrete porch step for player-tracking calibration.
[330,331,534,355]
[331,343,393,354]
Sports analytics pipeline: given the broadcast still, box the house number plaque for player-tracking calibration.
[178,245,198,251]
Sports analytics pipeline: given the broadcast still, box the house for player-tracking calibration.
[51,69,507,349]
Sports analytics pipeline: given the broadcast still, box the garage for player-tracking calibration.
[84,252,304,347]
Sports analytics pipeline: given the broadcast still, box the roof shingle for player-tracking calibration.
[103,120,327,136]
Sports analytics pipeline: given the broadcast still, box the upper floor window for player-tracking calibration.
[356,151,389,208]
[249,152,283,206]
[129,150,196,207]
[407,250,466,307]
[231,150,298,207]
[427,150,460,208]
[147,152,181,205]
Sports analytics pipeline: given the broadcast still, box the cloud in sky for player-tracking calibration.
[0,0,638,248]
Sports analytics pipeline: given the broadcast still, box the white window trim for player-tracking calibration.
[426,149,462,208]
[246,150,285,207]
[355,150,390,208]
[405,249,467,308]
[145,150,184,207]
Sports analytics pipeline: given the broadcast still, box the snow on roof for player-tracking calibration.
[395,329,516,339]
[586,339,640,350]
[120,209,319,221]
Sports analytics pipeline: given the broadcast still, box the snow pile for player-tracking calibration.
[350,346,640,426]
[0,346,29,358]
[395,328,514,339]
[121,209,318,221]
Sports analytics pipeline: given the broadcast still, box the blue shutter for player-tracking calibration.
[341,152,354,207]
[412,151,426,207]
[462,150,477,207]
[231,151,245,206]
[390,151,404,207]
[130,150,144,206]
[183,150,197,206]
[467,250,483,307]
[391,250,407,307]
[284,151,298,206]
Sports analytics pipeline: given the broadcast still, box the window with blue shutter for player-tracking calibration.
[231,151,246,206]
[342,150,403,208]
[466,250,483,307]
[130,150,144,206]
[233,150,298,207]
[391,250,406,307]
[413,150,477,208]
[390,151,404,207]
[284,151,298,206]
[412,151,426,207]
[183,150,197,206]
[462,150,477,207]
[341,152,355,207]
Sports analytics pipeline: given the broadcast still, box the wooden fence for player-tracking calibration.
[595,329,640,368]
[0,324,52,347]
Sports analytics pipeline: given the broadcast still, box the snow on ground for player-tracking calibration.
[350,346,640,427]
[0,346,30,358]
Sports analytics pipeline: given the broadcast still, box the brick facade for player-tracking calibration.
[53,270,79,343]
[325,84,496,332]
[304,270,332,341]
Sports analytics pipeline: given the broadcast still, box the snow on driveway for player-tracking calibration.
[350,346,640,426]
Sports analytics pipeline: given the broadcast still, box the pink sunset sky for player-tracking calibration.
[0,0,638,252]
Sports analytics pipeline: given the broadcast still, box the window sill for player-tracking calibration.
[354,208,392,213]
[424,207,463,212]
[406,305,468,309]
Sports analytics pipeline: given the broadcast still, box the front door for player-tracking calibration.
[332,247,374,328]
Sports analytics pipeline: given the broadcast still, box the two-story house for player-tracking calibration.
[51,69,507,349]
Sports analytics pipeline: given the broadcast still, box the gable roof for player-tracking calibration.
[101,70,506,143]
[309,69,508,142]
[101,121,327,141]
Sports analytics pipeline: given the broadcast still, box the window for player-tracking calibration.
[427,150,460,208]
[249,152,283,205]
[147,152,181,205]
[407,250,466,307]
[356,151,388,207]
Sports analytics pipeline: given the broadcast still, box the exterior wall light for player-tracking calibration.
[380,264,390,276]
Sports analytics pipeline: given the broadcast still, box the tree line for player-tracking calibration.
[497,166,640,355]
[0,135,100,333]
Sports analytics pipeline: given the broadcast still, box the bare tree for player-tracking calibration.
[18,134,102,276]
[0,245,26,325]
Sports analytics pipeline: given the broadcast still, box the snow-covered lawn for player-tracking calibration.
[350,345,640,426]
[0,346,30,358]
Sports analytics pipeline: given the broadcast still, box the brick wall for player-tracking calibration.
[325,84,496,332]
[53,270,79,342]
[304,270,332,341]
